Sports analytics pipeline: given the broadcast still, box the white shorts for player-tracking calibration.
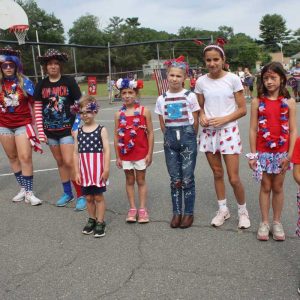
[122,159,147,170]
[199,125,242,154]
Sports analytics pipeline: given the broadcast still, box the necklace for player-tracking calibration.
[117,103,141,155]
[258,96,289,149]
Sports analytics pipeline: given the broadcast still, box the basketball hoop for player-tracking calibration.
[9,25,29,45]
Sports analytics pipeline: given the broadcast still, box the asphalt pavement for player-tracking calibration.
[0,98,299,300]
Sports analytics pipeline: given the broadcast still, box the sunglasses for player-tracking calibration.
[1,62,15,70]
[79,110,93,115]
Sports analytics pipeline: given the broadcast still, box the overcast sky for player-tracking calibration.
[37,0,299,40]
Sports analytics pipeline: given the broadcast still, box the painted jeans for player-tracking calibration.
[164,125,197,215]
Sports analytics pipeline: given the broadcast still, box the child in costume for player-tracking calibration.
[0,47,42,205]
[33,49,86,210]
[155,56,200,229]
[114,78,154,223]
[195,43,250,229]
[73,96,110,237]
[248,62,297,241]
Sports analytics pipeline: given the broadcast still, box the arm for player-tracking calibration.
[144,108,154,166]
[192,111,199,134]
[33,100,46,143]
[248,97,259,170]
[158,115,165,133]
[73,130,81,185]
[114,111,122,169]
[101,127,110,181]
[196,93,209,127]
[281,98,297,172]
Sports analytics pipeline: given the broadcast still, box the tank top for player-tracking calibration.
[256,97,289,153]
[119,106,149,161]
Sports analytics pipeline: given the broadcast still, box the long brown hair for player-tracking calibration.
[257,62,290,98]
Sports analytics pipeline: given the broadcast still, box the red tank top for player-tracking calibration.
[256,97,289,153]
[0,80,32,128]
[119,106,149,161]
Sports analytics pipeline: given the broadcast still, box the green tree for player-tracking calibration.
[218,26,234,40]
[259,14,291,51]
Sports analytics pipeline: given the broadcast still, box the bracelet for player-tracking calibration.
[245,152,258,160]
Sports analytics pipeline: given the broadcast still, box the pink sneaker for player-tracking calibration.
[126,208,137,223]
[211,209,230,227]
[138,208,149,223]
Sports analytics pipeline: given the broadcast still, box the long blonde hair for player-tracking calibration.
[0,69,28,97]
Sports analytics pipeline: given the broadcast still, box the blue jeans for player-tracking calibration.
[164,125,197,215]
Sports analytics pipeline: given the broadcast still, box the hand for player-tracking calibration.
[280,157,290,174]
[116,158,123,169]
[101,170,109,181]
[145,154,152,167]
[248,159,257,171]
[199,112,209,127]
[75,173,81,185]
[208,116,228,128]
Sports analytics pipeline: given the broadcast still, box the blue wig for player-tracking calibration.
[0,54,23,74]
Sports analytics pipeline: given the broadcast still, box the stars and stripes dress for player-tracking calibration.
[78,125,107,194]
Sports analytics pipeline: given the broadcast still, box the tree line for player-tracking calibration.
[1,0,299,77]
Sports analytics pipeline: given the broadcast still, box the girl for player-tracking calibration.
[195,44,250,229]
[248,62,297,241]
[33,49,86,210]
[114,78,154,223]
[73,96,110,237]
[155,56,200,229]
[0,47,42,205]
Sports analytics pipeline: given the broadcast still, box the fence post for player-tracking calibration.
[108,42,112,104]
[72,47,78,76]
[31,45,38,83]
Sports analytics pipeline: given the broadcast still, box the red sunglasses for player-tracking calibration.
[1,62,16,70]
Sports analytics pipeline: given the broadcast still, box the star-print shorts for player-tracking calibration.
[199,125,242,154]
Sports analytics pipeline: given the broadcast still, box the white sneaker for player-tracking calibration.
[257,222,270,241]
[12,187,26,202]
[272,222,285,241]
[238,210,251,229]
[25,191,42,206]
[211,209,230,227]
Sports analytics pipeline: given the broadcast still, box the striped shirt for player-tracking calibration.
[78,125,106,187]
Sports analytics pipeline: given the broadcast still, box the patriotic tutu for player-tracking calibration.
[257,152,290,174]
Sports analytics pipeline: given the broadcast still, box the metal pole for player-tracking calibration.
[108,42,112,104]
[211,35,214,43]
[31,45,38,83]
[156,44,160,68]
[35,30,44,78]
[72,47,77,75]
[172,47,175,58]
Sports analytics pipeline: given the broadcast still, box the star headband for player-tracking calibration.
[116,78,144,90]
[164,55,189,74]
[70,100,100,115]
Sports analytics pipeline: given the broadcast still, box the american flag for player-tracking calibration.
[154,69,169,96]
[26,124,43,154]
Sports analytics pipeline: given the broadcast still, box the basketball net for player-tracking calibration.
[9,25,29,45]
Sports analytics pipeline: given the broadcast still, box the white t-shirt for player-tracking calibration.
[237,71,245,83]
[155,89,200,126]
[195,72,243,129]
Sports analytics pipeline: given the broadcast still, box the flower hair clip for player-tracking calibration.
[86,101,100,113]
[115,78,144,90]
[164,55,189,74]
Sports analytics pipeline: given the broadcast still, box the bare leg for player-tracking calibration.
[86,195,96,219]
[223,154,245,205]
[206,152,225,200]
[0,134,21,173]
[259,173,272,224]
[124,170,136,208]
[15,133,33,176]
[95,194,106,222]
[135,169,147,208]
[271,173,285,223]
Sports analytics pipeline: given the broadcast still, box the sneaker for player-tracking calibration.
[82,218,96,235]
[272,222,285,241]
[74,196,86,211]
[126,208,137,223]
[257,222,270,241]
[56,193,74,207]
[138,208,149,223]
[211,209,230,227]
[238,210,251,229]
[94,221,106,238]
[24,191,42,206]
[12,187,26,202]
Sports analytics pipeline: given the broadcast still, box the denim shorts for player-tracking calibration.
[47,135,74,146]
[0,126,26,136]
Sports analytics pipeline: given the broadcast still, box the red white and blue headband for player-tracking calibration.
[116,78,144,90]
